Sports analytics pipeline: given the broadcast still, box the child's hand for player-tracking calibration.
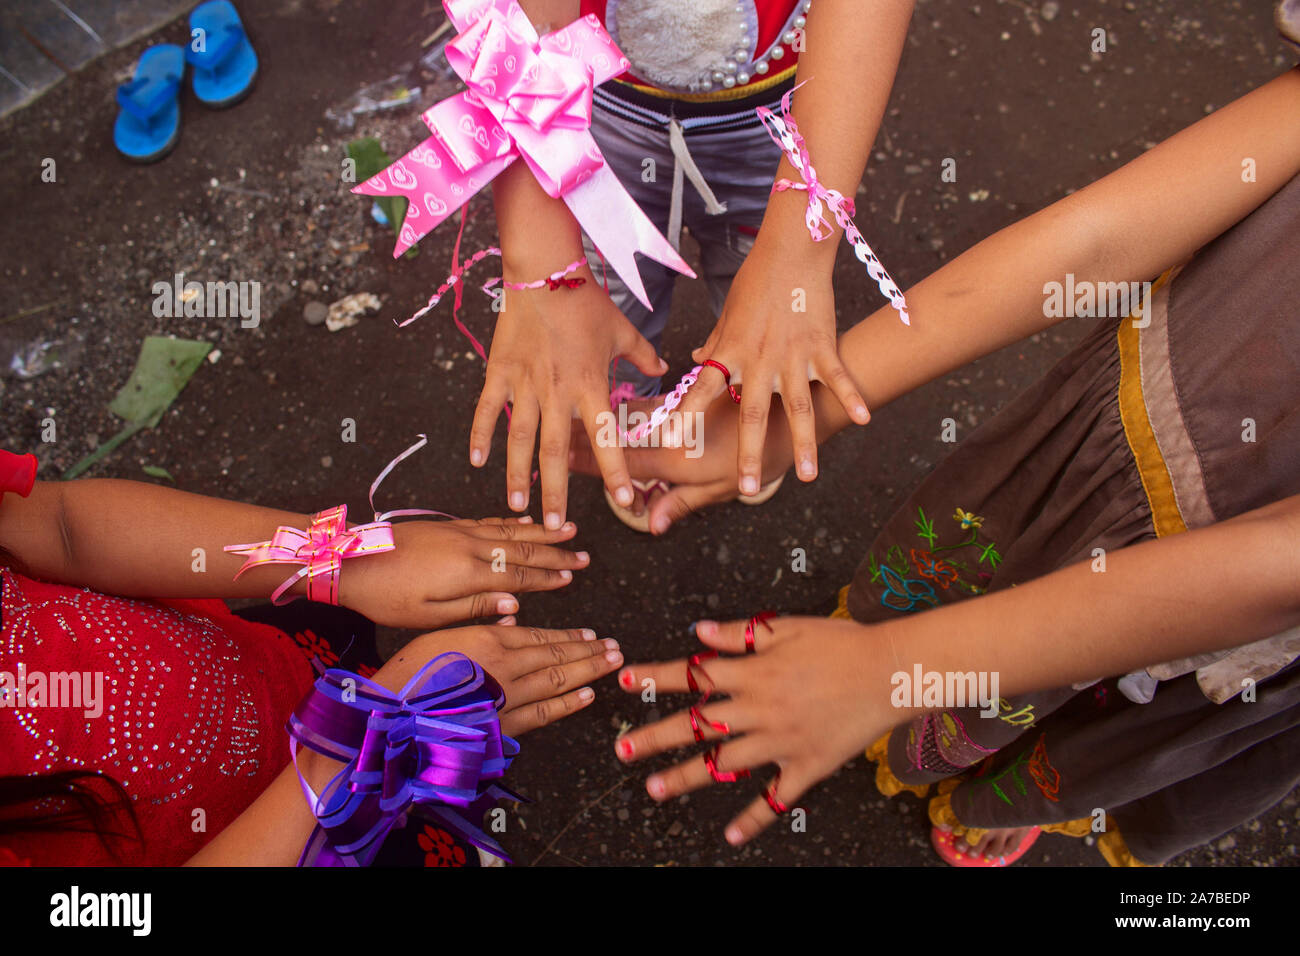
[338,517,589,629]
[612,615,894,845]
[469,276,667,530]
[678,244,870,494]
[569,391,796,535]
[375,622,623,737]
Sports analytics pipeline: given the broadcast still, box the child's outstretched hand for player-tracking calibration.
[613,615,894,845]
[338,516,589,629]
[376,622,624,738]
[469,275,667,530]
[676,243,870,496]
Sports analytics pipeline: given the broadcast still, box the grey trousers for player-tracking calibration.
[583,91,784,396]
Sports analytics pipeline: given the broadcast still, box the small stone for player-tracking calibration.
[616,808,630,822]
[667,821,684,837]
[321,455,333,468]
[716,543,730,564]
[706,593,720,609]
[1216,834,1237,852]
[301,278,320,294]
[303,301,328,325]
[1040,1,1059,22]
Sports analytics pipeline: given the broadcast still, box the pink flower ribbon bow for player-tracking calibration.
[352,0,695,309]
[757,83,910,325]
[224,436,452,605]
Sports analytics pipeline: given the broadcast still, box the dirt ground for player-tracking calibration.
[1,0,1296,866]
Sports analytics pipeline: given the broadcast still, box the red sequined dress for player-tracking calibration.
[0,450,313,865]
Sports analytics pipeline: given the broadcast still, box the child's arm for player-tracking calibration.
[823,65,1300,432]
[580,67,1300,532]
[0,477,588,629]
[188,623,622,865]
[614,493,1300,844]
[679,0,915,493]
[470,0,662,530]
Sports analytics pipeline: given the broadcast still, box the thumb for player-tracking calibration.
[646,477,734,536]
[618,324,670,378]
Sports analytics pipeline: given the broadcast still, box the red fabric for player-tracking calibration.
[0,451,36,501]
[580,0,801,89]
[0,568,314,865]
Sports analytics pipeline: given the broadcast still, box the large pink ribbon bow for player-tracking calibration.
[352,0,695,309]
[224,436,452,605]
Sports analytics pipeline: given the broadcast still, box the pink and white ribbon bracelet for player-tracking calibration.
[619,365,702,444]
[399,249,589,328]
[223,435,453,605]
[757,83,910,325]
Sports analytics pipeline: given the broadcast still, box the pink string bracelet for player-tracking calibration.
[223,435,453,606]
[757,82,911,325]
[485,256,588,293]
[399,249,589,328]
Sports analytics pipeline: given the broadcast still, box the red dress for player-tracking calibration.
[0,451,314,865]
[0,570,314,865]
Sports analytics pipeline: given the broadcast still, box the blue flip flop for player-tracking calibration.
[114,44,185,162]
[186,1,258,108]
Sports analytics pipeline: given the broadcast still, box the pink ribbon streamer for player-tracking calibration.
[618,365,703,444]
[224,436,453,605]
[352,0,694,309]
[757,83,911,325]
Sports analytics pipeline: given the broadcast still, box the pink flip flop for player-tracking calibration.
[930,825,1041,867]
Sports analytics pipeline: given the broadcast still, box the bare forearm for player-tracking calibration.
[0,479,311,600]
[492,0,588,278]
[187,751,339,866]
[812,67,1300,439]
[756,0,913,265]
[882,495,1300,712]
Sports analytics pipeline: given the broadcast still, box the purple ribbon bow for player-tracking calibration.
[288,653,520,867]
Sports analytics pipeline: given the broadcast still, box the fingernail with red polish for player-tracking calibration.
[647,776,665,798]
[617,738,634,759]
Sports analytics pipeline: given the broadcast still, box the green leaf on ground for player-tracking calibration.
[142,465,175,483]
[63,336,211,480]
[108,336,212,427]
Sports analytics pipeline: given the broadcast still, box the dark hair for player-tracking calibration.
[0,771,144,863]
